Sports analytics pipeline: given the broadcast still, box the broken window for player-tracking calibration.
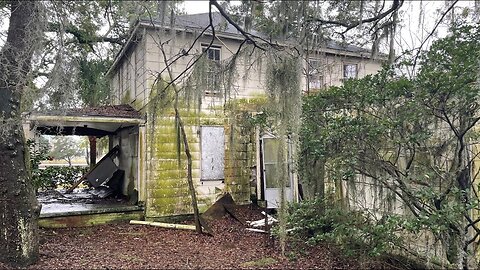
[262,138,290,188]
[261,136,294,208]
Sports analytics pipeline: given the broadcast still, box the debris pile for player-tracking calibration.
[245,211,277,233]
[66,145,125,199]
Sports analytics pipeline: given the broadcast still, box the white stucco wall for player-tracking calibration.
[110,26,384,110]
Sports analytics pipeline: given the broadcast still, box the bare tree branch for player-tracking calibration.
[398,0,459,67]
[306,0,404,34]
[47,23,126,46]
[209,0,273,51]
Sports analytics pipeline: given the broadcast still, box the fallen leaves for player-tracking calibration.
[0,204,386,269]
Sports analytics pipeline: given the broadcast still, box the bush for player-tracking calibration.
[33,166,88,191]
[287,198,402,257]
[28,139,88,191]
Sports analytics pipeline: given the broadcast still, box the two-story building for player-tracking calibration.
[102,12,384,219]
[26,12,383,221]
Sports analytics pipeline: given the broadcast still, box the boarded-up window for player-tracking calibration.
[201,126,225,180]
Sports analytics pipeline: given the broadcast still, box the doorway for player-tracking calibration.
[261,135,294,208]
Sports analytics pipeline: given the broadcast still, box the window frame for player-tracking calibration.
[201,44,222,96]
[343,63,358,80]
[307,58,324,91]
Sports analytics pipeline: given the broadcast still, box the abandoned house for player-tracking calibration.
[24,12,384,224]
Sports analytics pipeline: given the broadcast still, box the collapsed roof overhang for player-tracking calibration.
[25,105,145,137]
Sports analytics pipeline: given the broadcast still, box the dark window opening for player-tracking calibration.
[202,44,222,96]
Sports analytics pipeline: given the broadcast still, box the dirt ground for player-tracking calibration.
[0,205,398,269]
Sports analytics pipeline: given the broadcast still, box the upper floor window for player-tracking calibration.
[343,64,358,80]
[307,59,324,91]
[204,45,220,62]
[202,44,222,96]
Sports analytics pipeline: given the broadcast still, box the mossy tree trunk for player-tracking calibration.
[0,1,41,267]
[313,158,325,200]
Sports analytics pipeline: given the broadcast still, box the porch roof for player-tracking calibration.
[25,104,145,137]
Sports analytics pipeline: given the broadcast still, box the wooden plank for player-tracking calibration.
[130,220,196,230]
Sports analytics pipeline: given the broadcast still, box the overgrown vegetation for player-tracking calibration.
[28,139,87,191]
[33,166,88,191]
[265,51,302,255]
[298,24,480,268]
[287,198,401,257]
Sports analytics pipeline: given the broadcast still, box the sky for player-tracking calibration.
[180,1,477,55]
[181,1,212,14]
[1,1,475,51]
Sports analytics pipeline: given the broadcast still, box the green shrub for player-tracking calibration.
[287,198,402,257]
[28,139,88,191]
[33,166,88,191]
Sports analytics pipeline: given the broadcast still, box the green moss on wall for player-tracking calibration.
[223,96,268,203]
[121,89,132,104]
[145,89,268,217]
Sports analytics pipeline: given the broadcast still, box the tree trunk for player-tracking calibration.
[443,137,471,269]
[313,158,326,200]
[442,225,465,269]
[0,1,41,267]
[175,107,202,233]
[88,136,97,169]
[277,135,288,256]
[159,42,202,234]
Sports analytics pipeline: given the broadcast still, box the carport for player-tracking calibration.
[23,104,147,227]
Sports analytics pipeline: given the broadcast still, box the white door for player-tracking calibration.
[262,137,293,208]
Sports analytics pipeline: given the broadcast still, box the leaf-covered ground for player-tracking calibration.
[1,205,400,269]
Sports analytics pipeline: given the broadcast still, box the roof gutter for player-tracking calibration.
[138,21,247,42]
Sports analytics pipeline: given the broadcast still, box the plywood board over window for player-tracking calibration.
[201,126,225,180]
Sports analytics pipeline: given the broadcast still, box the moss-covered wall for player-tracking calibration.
[144,97,267,218]
[145,111,202,217]
[223,97,267,204]
[224,122,253,204]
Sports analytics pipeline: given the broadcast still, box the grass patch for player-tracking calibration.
[240,257,277,268]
